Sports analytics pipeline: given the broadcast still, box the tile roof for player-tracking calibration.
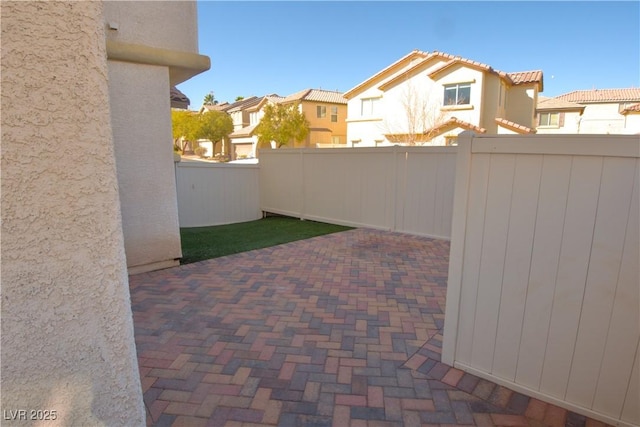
[555,88,640,103]
[537,97,585,111]
[225,96,262,113]
[280,89,347,104]
[427,51,509,80]
[201,103,230,112]
[621,103,640,114]
[378,50,543,92]
[507,70,544,86]
[229,124,258,138]
[344,49,429,98]
[494,117,536,134]
[424,117,487,138]
[170,86,190,109]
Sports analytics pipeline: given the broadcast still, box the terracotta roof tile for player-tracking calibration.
[556,88,640,103]
[537,97,585,111]
[621,102,640,114]
[507,70,543,86]
[424,117,486,138]
[344,49,429,98]
[281,89,347,104]
[495,117,536,134]
[409,51,541,90]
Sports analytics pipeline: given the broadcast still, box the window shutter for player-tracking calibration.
[559,112,565,127]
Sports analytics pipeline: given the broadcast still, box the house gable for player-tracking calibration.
[343,50,429,99]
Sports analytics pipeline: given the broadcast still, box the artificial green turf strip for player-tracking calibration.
[179,216,354,264]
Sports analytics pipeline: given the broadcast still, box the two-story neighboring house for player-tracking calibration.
[228,89,348,158]
[344,50,543,146]
[536,88,640,134]
[229,94,283,159]
[195,96,262,158]
[277,88,348,148]
[535,96,586,134]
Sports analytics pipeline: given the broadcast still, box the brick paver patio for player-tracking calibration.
[130,228,610,427]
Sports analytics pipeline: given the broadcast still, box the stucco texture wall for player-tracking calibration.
[104,1,199,53]
[1,2,145,425]
[108,61,183,272]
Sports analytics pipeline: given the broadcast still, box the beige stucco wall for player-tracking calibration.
[506,86,537,128]
[108,61,183,273]
[579,103,628,134]
[347,60,489,146]
[1,1,145,425]
[536,110,583,134]
[623,113,640,134]
[103,0,208,273]
[104,1,199,53]
[300,101,348,146]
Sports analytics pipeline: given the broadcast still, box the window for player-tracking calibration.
[317,105,326,118]
[539,112,560,127]
[331,106,338,122]
[443,83,471,106]
[361,97,380,116]
[249,111,259,125]
[331,136,341,145]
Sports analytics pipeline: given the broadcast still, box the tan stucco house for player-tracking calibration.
[229,89,348,158]
[344,50,543,146]
[536,88,640,134]
[2,1,208,424]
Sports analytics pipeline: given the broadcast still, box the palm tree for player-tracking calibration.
[203,92,216,106]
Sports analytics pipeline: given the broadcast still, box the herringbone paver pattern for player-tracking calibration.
[130,229,611,427]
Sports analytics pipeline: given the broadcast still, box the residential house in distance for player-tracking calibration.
[228,89,348,159]
[535,96,585,134]
[194,96,261,158]
[229,94,283,159]
[536,88,640,134]
[344,50,543,146]
[280,88,348,148]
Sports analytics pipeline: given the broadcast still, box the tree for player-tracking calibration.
[203,92,216,106]
[235,96,245,102]
[198,110,233,155]
[255,102,310,149]
[171,110,200,152]
[381,78,447,146]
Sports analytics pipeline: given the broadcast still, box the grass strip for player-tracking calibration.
[180,216,353,264]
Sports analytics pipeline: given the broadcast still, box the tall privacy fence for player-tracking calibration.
[175,161,261,228]
[443,132,639,427]
[259,146,457,239]
[174,134,639,426]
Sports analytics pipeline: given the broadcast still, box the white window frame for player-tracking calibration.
[317,105,326,118]
[360,97,381,116]
[249,111,259,125]
[443,83,471,106]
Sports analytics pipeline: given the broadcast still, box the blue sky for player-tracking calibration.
[176,1,640,108]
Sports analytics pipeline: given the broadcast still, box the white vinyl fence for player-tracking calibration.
[175,161,261,227]
[443,132,639,427]
[259,146,457,239]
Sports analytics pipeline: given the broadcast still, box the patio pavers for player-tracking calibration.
[130,228,610,427]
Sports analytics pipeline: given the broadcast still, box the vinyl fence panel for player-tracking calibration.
[175,161,261,227]
[443,132,640,427]
[259,146,457,238]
